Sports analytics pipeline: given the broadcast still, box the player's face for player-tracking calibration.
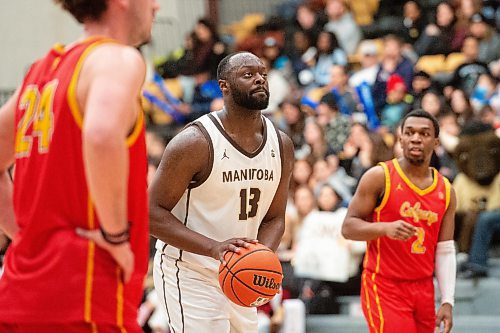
[400,117,438,166]
[128,0,160,46]
[229,57,269,110]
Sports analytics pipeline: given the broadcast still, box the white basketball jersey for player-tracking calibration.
[156,112,283,272]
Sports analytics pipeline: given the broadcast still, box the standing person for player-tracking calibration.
[149,52,294,332]
[0,0,159,332]
[342,109,457,333]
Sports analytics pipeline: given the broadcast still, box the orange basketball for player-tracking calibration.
[218,243,283,307]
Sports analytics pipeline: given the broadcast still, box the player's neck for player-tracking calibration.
[83,21,129,45]
[218,107,262,134]
[398,158,431,179]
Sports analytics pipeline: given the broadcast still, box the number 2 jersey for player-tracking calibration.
[156,112,283,272]
[363,158,451,280]
[0,37,149,326]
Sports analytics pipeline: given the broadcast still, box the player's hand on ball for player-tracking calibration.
[76,228,134,283]
[385,220,417,241]
[435,303,453,333]
[210,238,258,264]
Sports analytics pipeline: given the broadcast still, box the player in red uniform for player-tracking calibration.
[342,110,457,333]
[0,1,159,332]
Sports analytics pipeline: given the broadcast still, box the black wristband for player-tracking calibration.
[100,225,130,245]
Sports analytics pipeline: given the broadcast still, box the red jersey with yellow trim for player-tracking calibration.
[363,158,451,280]
[0,38,148,327]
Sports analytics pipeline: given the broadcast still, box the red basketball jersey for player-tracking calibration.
[0,37,149,327]
[363,159,451,280]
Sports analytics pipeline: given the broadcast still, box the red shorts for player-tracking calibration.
[361,270,436,333]
[0,322,142,333]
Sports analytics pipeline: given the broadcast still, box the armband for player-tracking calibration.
[435,240,456,307]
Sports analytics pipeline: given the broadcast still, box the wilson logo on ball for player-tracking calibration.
[252,274,281,291]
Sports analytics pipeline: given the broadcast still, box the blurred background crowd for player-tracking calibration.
[0,0,499,332]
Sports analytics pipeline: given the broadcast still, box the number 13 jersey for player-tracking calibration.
[156,112,283,272]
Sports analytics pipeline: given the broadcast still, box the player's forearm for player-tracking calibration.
[149,205,217,257]
[342,217,387,241]
[83,132,128,234]
[0,170,18,238]
[257,218,285,252]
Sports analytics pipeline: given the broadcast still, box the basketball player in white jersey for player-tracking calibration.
[149,52,294,332]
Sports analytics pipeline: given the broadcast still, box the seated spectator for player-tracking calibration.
[260,55,291,117]
[293,184,365,314]
[372,34,414,116]
[449,88,474,127]
[447,36,490,95]
[323,0,362,54]
[470,73,498,115]
[419,89,447,117]
[289,159,314,196]
[295,118,329,163]
[410,70,433,108]
[277,100,306,151]
[400,1,428,45]
[325,152,357,204]
[468,12,500,64]
[414,1,465,56]
[289,30,316,86]
[315,93,351,153]
[290,2,327,48]
[348,39,380,88]
[311,31,347,86]
[381,74,411,131]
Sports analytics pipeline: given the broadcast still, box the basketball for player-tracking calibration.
[218,243,283,307]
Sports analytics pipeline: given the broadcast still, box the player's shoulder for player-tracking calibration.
[358,164,386,191]
[84,43,145,76]
[166,122,211,156]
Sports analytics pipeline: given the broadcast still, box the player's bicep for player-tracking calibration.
[83,45,146,137]
[149,126,209,211]
[438,187,456,242]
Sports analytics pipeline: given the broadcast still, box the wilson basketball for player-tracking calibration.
[218,243,283,307]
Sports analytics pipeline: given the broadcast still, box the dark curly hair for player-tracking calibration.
[53,0,108,23]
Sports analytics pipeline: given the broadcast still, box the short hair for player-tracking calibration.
[53,0,108,23]
[216,52,250,81]
[400,109,440,137]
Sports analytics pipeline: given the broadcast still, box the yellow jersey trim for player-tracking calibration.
[84,195,96,322]
[126,106,144,147]
[67,40,113,129]
[393,159,438,196]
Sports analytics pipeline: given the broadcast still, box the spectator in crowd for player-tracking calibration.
[311,31,347,86]
[411,70,433,108]
[401,1,428,45]
[420,89,448,117]
[447,35,490,95]
[260,55,291,117]
[292,3,327,48]
[372,34,414,116]
[349,39,380,88]
[468,12,500,64]
[315,93,352,153]
[449,88,474,127]
[289,159,314,196]
[323,0,362,54]
[293,183,364,315]
[289,30,316,86]
[278,100,307,151]
[295,118,330,163]
[414,1,465,56]
[470,73,498,114]
[381,74,412,130]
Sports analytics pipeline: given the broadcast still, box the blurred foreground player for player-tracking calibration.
[342,110,457,333]
[0,0,159,332]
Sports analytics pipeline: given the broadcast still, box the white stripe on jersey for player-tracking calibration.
[156,113,283,272]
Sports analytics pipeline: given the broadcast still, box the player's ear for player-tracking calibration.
[218,79,228,93]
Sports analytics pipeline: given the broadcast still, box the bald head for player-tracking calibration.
[217,52,262,81]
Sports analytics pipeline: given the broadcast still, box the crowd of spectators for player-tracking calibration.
[138,0,499,331]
